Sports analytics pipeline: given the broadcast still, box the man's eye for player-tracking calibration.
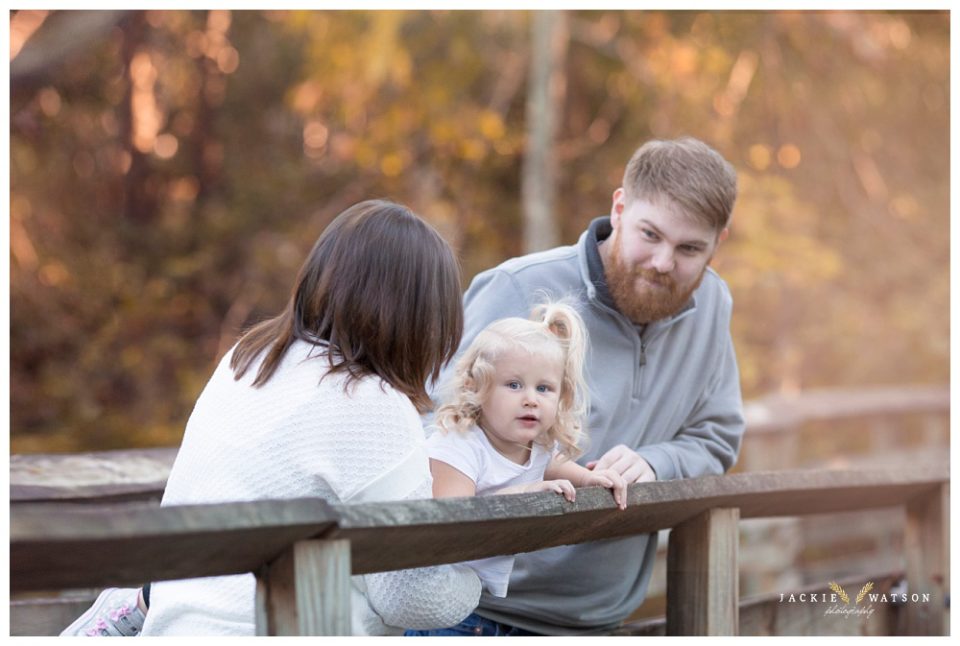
[642,229,659,240]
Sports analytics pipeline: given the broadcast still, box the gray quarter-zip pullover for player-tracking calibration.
[436,217,744,634]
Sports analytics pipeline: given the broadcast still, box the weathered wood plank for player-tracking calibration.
[332,466,948,574]
[257,539,351,635]
[743,385,949,434]
[666,508,739,635]
[11,499,339,592]
[10,448,177,503]
[11,466,947,591]
[902,483,948,635]
[11,593,98,636]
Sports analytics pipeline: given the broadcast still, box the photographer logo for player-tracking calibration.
[778,581,930,619]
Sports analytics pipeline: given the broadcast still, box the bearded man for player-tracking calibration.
[412,137,744,636]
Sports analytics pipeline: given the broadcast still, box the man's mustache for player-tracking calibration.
[632,267,676,290]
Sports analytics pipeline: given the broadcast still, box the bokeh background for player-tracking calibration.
[9,9,949,454]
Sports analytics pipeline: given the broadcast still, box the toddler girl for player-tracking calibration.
[425,302,627,599]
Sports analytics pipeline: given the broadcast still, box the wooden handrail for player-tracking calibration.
[8,383,950,635]
[743,385,948,434]
[12,498,339,592]
[12,465,947,591]
[333,466,948,575]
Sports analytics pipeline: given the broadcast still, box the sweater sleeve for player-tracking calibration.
[339,386,481,632]
[357,475,482,631]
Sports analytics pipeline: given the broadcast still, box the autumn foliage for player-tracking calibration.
[9,10,949,452]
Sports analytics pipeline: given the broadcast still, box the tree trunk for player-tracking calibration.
[522,10,569,253]
[118,10,156,223]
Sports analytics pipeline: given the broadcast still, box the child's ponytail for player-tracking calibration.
[530,301,590,461]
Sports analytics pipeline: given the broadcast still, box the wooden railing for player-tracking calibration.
[11,465,949,636]
[741,385,949,434]
[10,385,950,636]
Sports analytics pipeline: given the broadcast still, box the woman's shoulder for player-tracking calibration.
[341,370,418,416]
[278,341,416,408]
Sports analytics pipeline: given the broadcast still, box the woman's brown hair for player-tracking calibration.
[229,199,463,413]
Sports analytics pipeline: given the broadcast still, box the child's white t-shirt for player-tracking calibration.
[425,425,556,597]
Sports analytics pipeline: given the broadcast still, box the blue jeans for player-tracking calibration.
[404,612,541,636]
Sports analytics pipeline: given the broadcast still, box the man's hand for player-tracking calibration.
[586,444,656,483]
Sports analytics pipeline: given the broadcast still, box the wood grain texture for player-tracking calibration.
[902,483,948,635]
[258,539,351,636]
[10,448,177,503]
[666,507,739,635]
[332,465,948,574]
[11,498,338,592]
[11,465,948,595]
[11,594,99,636]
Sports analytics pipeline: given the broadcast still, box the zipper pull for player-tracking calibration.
[639,339,646,367]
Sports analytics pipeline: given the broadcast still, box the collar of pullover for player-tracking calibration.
[582,216,696,329]
[584,216,618,312]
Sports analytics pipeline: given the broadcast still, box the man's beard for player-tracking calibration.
[606,232,705,324]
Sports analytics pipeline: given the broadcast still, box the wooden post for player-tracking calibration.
[666,508,740,635]
[256,539,351,635]
[902,483,948,635]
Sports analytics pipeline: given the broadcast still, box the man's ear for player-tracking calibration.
[611,188,626,227]
[717,227,730,244]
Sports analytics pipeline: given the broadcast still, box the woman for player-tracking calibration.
[62,200,480,636]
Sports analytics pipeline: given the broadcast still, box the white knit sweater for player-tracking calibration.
[140,340,480,636]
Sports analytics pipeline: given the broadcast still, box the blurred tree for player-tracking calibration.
[522,10,567,253]
[9,10,949,453]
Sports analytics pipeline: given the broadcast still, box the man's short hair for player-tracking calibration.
[622,137,737,232]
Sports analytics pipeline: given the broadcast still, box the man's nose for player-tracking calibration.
[651,246,675,273]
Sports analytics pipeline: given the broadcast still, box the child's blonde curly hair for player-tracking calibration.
[434,301,589,460]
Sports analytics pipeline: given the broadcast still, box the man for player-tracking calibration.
[426,137,744,635]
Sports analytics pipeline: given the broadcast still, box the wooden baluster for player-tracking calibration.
[666,507,740,635]
[902,483,948,636]
[256,539,351,635]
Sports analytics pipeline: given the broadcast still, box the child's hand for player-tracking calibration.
[581,468,628,510]
[523,479,577,503]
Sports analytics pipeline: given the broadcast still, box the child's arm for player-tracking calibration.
[494,479,576,501]
[432,457,578,502]
[546,456,628,509]
[430,458,478,498]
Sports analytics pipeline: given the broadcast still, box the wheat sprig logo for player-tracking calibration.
[855,582,874,604]
[828,581,850,604]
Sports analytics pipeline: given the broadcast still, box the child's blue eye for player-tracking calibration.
[507,381,521,390]
[536,384,549,393]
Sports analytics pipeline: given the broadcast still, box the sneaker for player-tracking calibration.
[60,588,146,636]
